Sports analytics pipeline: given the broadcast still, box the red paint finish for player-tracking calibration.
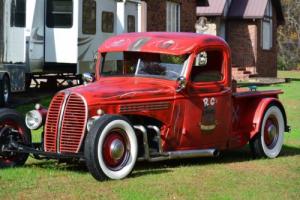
[44,32,287,154]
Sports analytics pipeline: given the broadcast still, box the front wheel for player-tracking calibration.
[84,115,138,181]
[250,105,285,158]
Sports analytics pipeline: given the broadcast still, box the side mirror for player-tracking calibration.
[82,72,95,84]
[176,76,187,93]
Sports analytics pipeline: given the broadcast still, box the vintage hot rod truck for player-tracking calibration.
[0,33,289,181]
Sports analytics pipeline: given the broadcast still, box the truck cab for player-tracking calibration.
[0,33,289,181]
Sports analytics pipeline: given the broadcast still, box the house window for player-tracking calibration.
[82,0,96,34]
[166,1,180,32]
[46,0,73,28]
[127,15,136,32]
[102,11,114,33]
[10,0,26,27]
[261,0,273,50]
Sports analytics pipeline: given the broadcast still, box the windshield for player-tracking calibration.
[100,52,189,80]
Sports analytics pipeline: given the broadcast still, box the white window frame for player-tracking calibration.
[166,1,180,32]
[261,0,273,50]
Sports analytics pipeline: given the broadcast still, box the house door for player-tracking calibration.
[181,49,232,149]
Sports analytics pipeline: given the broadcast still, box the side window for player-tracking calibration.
[127,15,135,32]
[166,1,180,32]
[10,0,26,27]
[46,0,73,28]
[82,0,96,34]
[191,50,224,83]
[102,11,114,33]
[261,0,273,50]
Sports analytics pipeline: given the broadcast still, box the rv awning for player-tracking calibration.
[196,0,227,16]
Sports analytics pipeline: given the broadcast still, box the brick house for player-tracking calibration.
[142,0,284,79]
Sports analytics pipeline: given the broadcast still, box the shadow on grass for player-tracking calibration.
[23,145,300,178]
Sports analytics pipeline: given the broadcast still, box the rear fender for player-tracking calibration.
[250,98,288,139]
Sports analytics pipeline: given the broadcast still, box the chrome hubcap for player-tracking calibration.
[267,124,277,141]
[264,118,279,149]
[110,139,125,160]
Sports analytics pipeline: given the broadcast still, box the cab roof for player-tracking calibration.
[98,32,229,55]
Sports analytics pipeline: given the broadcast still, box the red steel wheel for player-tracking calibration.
[102,129,130,170]
[0,108,31,168]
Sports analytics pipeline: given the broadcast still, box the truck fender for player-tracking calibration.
[250,98,288,139]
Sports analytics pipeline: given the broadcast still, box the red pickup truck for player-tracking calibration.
[0,33,289,181]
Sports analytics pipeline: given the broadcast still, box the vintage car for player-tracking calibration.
[0,33,290,181]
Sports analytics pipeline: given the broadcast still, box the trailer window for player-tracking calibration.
[83,0,96,34]
[10,0,26,27]
[102,11,114,33]
[47,0,73,28]
[191,50,224,82]
[127,15,136,32]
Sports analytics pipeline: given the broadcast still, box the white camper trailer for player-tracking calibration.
[0,0,145,105]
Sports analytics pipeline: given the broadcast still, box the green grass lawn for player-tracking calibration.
[1,71,300,200]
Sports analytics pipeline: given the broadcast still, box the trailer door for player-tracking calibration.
[125,1,138,32]
[27,0,45,72]
[4,0,26,63]
[99,0,117,42]
[45,0,78,64]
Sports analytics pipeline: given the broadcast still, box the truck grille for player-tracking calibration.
[44,92,87,153]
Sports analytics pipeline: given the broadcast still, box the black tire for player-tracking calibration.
[84,115,138,181]
[250,105,285,158]
[0,108,31,168]
[0,75,11,107]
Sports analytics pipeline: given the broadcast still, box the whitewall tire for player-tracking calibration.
[84,115,138,181]
[250,105,285,158]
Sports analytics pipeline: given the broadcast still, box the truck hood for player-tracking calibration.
[64,77,176,105]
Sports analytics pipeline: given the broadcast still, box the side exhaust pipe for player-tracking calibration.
[149,149,219,162]
[134,125,219,162]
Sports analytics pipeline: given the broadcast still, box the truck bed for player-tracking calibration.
[233,88,283,99]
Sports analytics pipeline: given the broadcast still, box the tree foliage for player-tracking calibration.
[278,0,300,70]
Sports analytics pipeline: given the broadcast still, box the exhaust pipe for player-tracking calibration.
[149,149,219,162]
[133,124,219,162]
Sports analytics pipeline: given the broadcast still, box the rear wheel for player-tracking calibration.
[84,115,138,181]
[250,105,284,158]
[0,108,31,168]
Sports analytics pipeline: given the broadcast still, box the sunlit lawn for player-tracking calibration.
[0,71,299,200]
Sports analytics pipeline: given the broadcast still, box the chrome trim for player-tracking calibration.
[147,125,162,154]
[200,124,216,131]
[56,92,70,153]
[148,149,218,162]
[134,125,150,161]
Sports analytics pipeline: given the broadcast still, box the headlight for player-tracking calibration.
[25,110,43,130]
[87,116,100,132]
